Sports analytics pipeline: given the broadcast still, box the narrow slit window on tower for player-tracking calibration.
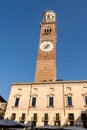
[47,29,49,32]
[50,28,52,32]
[44,29,46,35]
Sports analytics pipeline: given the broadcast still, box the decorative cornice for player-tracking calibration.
[11,80,87,86]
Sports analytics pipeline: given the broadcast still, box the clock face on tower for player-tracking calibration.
[40,41,54,52]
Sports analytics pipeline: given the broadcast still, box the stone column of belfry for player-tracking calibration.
[35,10,57,82]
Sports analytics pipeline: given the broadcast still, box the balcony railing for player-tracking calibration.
[31,117,38,121]
[53,117,60,121]
[19,117,25,122]
[42,117,49,122]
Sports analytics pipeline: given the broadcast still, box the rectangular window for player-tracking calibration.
[44,121,48,126]
[56,113,59,120]
[85,96,87,105]
[32,97,36,106]
[33,113,37,121]
[11,113,16,120]
[44,113,48,126]
[15,98,19,107]
[44,113,48,121]
[81,113,87,121]
[20,113,25,123]
[31,113,37,127]
[67,96,72,106]
[32,121,37,127]
[68,113,74,120]
[21,113,25,120]
[49,97,54,106]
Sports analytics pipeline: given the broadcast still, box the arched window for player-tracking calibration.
[47,14,50,19]
[43,27,52,35]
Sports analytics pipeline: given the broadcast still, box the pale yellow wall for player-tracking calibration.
[5,81,87,126]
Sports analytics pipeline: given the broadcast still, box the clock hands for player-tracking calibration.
[40,41,53,51]
[44,44,50,50]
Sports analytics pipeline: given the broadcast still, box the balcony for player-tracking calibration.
[66,105,74,109]
[53,116,60,121]
[19,117,25,123]
[31,117,38,121]
[42,117,49,122]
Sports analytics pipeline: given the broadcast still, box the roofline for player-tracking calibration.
[11,80,87,86]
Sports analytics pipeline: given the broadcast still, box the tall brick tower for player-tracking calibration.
[35,10,57,82]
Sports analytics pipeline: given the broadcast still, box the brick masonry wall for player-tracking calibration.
[35,21,57,82]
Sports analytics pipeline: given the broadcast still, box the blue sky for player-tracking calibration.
[0,0,87,100]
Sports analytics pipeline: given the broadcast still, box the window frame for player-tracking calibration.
[68,113,74,120]
[67,96,72,106]
[32,97,36,107]
[47,93,54,107]
[49,97,54,107]
[11,113,16,120]
[15,97,20,107]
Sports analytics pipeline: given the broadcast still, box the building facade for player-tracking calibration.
[0,95,7,119]
[5,10,87,128]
